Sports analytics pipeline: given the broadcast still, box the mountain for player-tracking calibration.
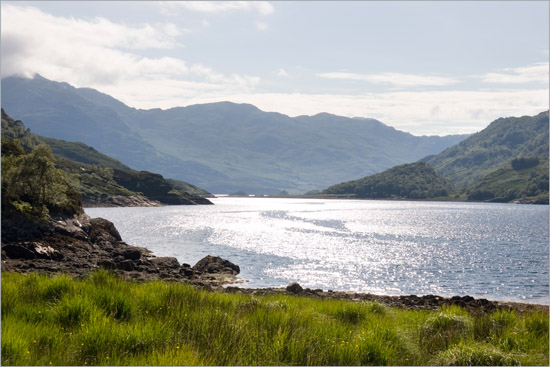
[423,111,549,189]
[2,75,468,194]
[322,162,455,199]
[1,109,212,206]
[466,157,548,204]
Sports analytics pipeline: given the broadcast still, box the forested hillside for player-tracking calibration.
[423,111,549,189]
[323,162,455,199]
[467,157,548,204]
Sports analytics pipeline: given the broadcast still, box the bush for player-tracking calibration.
[420,307,473,353]
[431,343,520,366]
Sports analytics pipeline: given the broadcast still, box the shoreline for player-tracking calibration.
[220,284,549,315]
[219,194,549,205]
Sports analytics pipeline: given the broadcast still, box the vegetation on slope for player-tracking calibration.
[323,162,455,199]
[1,110,211,205]
[1,140,82,220]
[424,111,549,189]
[467,157,549,204]
[2,271,548,366]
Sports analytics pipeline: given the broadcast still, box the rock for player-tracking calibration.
[151,257,181,270]
[118,247,141,260]
[98,259,116,270]
[2,244,36,259]
[88,218,122,243]
[286,282,303,294]
[117,260,135,271]
[34,243,63,260]
[180,267,195,277]
[193,255,240,275]
[53,214,90,240]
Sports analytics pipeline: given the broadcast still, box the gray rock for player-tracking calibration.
[193,255,240,275]
[88,218,122,243]
[151,256,181,270]
[117,260,135,271]
[286,282,303,294]
[119,247,141,260]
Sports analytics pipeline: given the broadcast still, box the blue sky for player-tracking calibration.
[1,1,548,135]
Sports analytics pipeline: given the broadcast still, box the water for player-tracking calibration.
[86,197,549,304]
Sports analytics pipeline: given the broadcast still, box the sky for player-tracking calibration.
[1,1,549,135]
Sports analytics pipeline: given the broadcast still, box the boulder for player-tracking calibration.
[117,247,142,260]
[150,256,181,270]
[286,282,303,294]
[193,255,240,275]
[88,218,122,243]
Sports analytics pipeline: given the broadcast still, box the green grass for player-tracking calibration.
[1,271,548,366]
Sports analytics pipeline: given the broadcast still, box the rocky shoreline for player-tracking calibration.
[1,213,240,288]
[2,214,547,315]
[224,283,548,315]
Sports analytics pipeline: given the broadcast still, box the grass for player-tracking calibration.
[1,271,548,366]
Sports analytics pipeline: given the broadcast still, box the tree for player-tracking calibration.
[2,144,82,218]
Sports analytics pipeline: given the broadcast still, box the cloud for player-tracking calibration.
[159,1,274,16]
[256,21,269,31]
[317,72,459,88]
[221,89,548,135]
[481,62,549,84]
[276,68,289,78]
[1,4,260,99]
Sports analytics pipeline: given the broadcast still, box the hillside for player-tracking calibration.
[1,110,212,206]
[322,162,455,199]
[2,75,467,194]
[423,111,549,189]
[467,157,549,204]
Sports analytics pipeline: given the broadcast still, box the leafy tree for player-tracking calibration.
[2,144,82,219]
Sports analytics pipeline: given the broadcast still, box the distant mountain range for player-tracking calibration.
[1,75,468,194]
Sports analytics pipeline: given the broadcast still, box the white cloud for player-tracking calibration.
[159,1,274,16]
[317,71,459,88]
[482,63,549,84]
[221,89,549,135]
[256,21,268,31]
[276,68,289,78]
[1,4,260,99]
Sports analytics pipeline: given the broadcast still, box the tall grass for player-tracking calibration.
[1,271,548,366]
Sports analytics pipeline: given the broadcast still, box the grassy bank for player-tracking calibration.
[1,271,548,366]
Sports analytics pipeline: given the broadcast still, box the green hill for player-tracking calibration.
[323,162,455,199]
[423,111,549,189]
[467,157,549,204]
[1,109,212,206]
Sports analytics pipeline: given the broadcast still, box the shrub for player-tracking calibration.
[419,307,473,353]
[431,343,520,366]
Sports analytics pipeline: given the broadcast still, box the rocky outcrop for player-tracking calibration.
[193,255,240,275]
[1,213,239,288]
[286,282,304,294]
